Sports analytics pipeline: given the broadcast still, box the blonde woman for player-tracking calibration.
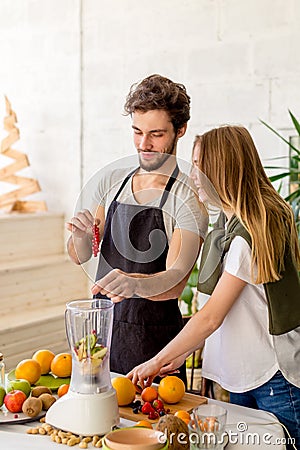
[128,126,300,448]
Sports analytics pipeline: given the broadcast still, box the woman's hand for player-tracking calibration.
[127,353,187,389]
[127,358,162,389]
[157,353,188,377]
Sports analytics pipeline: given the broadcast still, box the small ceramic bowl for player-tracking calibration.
[103,427,168,450]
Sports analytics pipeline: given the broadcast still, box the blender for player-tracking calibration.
[46,299,119,436]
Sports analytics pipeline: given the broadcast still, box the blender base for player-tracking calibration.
[46,388,120,436]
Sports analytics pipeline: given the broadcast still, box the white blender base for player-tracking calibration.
[46,388,120,436]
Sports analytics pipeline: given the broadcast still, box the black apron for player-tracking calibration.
[94,166,186,383]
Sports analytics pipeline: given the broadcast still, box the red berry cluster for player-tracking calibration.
[129,398,170,420]
[141,399,169,420]
[92,224,100,257]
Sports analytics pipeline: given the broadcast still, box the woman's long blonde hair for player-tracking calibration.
[195,125,300,284]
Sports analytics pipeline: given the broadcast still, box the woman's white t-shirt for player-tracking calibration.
[201,236,300,392]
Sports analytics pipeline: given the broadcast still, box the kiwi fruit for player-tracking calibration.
[22,397,43,418]
[39,393,56,410]
[31,386,52,397]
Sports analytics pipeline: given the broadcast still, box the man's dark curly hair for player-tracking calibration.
[124,74,190,131]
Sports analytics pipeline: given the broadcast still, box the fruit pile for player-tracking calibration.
[14,349,72,381]
[0,383,59,417]
[112,375,189,424]
[0,348,71,418]
[133,386,169,421]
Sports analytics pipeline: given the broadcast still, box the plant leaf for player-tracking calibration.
[289,110,300,136]
[264,156,289,162]
[260,119,300,155]
[265,165,292,170]
[180,285,193,304]
[269,172,291,182]
[285,188,300,203]
[277,181,283,194]
[188,269,198,287]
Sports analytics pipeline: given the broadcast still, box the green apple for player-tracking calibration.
[6,379,31,398]
[0,386,5,407]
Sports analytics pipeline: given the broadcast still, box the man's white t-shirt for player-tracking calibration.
[93,167,208,241]
[202,236,300,392]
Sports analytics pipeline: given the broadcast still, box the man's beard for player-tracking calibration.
[138,137,177,172]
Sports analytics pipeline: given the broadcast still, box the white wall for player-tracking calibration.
[0,0,81,216]
[0,0,299,219]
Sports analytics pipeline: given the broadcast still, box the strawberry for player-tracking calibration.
[148,410,159,420]
[152,399,164,411]
[141,402,154,415]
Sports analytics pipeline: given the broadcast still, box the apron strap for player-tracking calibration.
[113,168,138,202]
[159,165,179,208]
[113,165,179,206]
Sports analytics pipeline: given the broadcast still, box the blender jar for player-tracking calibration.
[65,298,114,394]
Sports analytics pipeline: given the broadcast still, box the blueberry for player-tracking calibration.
[159,410,166,416]
[133,408,139,414]
[133,400,141,407]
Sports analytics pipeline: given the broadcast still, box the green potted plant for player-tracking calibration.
[179,264,198,316]
[260,110,300,240]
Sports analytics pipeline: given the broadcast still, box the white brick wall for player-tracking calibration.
[0,0,299,218]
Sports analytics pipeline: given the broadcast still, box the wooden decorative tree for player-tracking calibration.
[0,96,47,212]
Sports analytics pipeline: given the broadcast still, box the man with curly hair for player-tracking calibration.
[67,75,208,380]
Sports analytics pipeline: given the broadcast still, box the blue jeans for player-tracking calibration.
[229,371,300,450]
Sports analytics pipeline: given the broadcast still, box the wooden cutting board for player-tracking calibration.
[119,393,207,423]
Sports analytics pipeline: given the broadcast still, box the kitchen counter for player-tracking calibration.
[0,396,287,449]
[0,371,288,449]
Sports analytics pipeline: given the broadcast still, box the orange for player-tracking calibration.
[111,377,136,406]
[57,383,70,397]
[158,376,185,404]
[32,349,55,375]
[15,359,42,385]
[51,353,72,378]
[141,386,158,403]
[135,420,153,429]
[175,410,191,424]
